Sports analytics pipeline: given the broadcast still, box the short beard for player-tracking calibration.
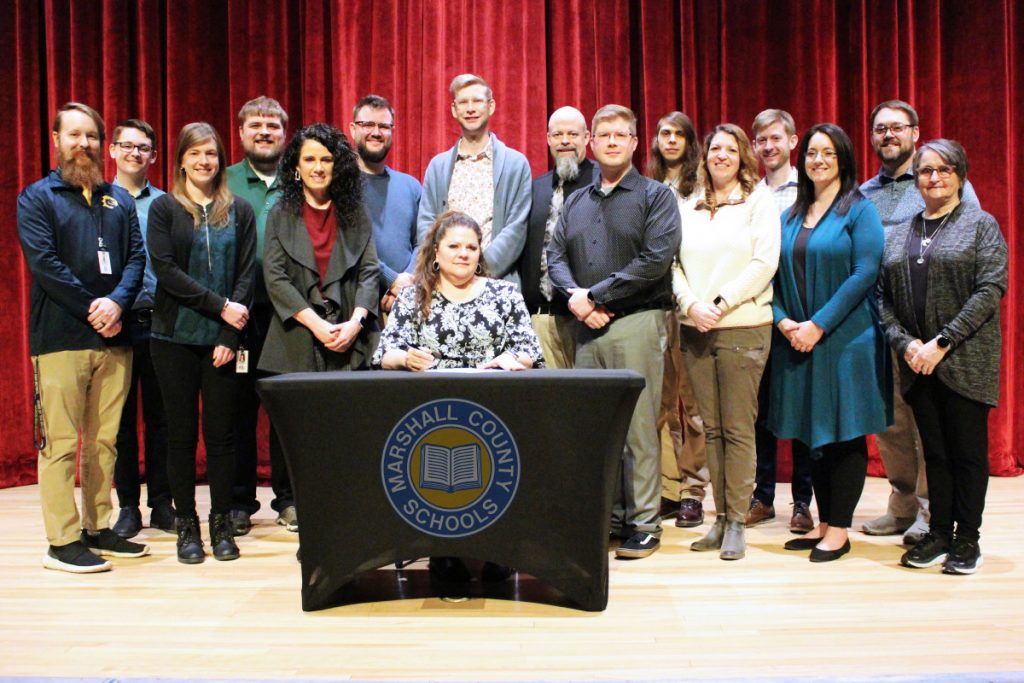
[59,150,104,189]
[247,148,282,167]
[555,154,580,182]
[357,140,390,165]
[877,142,914,170]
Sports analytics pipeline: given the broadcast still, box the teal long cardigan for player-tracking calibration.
[767,196,893,449]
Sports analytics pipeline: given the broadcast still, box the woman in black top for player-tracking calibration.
[148,122,256,564]
[878,139,1007,575]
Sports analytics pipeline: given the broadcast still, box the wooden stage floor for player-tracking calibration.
[0,476,1022,681]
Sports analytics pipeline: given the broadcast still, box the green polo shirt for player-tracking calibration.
[227,159,281,303]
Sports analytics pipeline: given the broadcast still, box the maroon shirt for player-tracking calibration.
[302,201,337,285]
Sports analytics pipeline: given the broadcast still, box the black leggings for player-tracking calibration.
[906,375,990,543]
[150,339,238,517]
[792,436,867,529]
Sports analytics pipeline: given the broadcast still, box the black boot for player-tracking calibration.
[209,513,240,561]
[175,515,205,564]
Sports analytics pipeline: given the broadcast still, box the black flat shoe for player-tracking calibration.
[481,561,514,582]
[428,556,471,583]
[784,536,822,551]
[809,539,851,563]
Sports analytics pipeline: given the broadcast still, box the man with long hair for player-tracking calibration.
[646,111,709,529]
[18,102,149,572]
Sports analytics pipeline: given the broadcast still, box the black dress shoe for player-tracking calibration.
[481,561,514,582]
[149,502,176,533]
[784,536,822,551]
[428,556,471,583]
[228,509,252,536]
[112,507,142,539]
[675,499,704,528]
[809,539,851,563]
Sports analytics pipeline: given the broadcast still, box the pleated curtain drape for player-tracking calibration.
[1,0,1020,487]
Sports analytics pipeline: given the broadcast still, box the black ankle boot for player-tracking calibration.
[209,513,240,561]
[175,515,205,564]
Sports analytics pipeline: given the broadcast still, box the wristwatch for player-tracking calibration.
[936,334,951,349]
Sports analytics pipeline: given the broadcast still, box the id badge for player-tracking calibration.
[98,249,112,275]
[236,348,249,374]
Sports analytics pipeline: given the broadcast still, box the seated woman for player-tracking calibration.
[878,139,1007,574]
[375,211,542,373]
[374,210,543,583]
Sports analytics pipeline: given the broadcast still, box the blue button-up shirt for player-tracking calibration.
[113,177,165,310]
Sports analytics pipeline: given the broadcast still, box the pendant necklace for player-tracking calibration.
[917,211,951,265]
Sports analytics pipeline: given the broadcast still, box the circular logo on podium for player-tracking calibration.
[381,399,520,538]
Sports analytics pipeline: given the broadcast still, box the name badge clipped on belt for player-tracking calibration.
[236,347,249,374]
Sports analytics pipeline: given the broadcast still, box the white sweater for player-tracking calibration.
[672,184,780,328]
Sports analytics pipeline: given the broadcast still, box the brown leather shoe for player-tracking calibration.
[675,499,704,528]
[745,499,775,527]
[659,497,680,519]
[789,501,815,534]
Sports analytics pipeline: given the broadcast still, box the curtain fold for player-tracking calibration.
[2,0,1021,487]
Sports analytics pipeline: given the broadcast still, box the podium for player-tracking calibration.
[257,369,644,612]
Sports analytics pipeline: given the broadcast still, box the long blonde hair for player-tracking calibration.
[170,122,234,228]
[412,211,491,321]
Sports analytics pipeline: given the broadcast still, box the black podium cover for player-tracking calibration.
[257,369,644,611]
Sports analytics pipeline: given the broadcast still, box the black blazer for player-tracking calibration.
[147,194,256,350]
[519,158,596,313]
[258,201,380,373]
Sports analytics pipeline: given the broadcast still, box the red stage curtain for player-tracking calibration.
[2,0,1021,488]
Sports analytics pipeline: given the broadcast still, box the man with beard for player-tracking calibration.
[107,118,175,539]
[18,102,149,572]
[520,106,593,368]
[744,109,815,534]
[349,94,421,314]
[645,111,709,529]
[548,105,681,559]
[225,96,292,536]
[418,74,531,287]
[860,99,979,545]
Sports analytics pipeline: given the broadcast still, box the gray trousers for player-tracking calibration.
[575,309,665,538]
[875,349,930,521]
[680,324,770,524]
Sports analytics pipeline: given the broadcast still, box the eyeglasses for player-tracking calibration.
[805,149,837,160]
[594,131,634,144]
[872,123,912,136]
[354,121,394,133]
[917,165,955,178]
[114,141,154,155]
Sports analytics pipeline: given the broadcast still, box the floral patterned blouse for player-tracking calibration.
[373,278,545,369]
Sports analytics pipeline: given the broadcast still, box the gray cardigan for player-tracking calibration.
[416,133,532,287]
[878,201,1007,406]
[259,202,380,374]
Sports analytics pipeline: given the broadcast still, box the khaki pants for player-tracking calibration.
[576,310,665,537]
[530,312,576,369]
[680,325,769,523]
[875,349,929,521]
[34,347,131,545]
[659,311,708,501]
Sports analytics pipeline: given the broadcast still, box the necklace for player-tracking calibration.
[917,211,952,265]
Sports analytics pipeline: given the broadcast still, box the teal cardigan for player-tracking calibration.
[767,196,893,449]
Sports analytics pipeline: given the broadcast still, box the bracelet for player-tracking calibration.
[222,299,230,311]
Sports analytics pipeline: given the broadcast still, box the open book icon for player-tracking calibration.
[420,443,482,493]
